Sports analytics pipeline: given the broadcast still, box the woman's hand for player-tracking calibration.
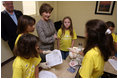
[54,34,57,39]
[43,50,51,54]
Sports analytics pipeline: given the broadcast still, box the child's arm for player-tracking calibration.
[35,64,39,78]
[57,38,60,49]
[71,40,75,48]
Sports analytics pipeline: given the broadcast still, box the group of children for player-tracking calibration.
[12,14,117,78]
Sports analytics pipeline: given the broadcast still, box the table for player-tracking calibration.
[43,56,78,78]
[42,57,117,78]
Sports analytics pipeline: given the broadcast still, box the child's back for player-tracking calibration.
[13,34,41,78]
[13,56,41,78]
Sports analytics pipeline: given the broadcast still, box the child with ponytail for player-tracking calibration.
[78,19,115,78]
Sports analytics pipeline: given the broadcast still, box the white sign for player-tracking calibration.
[46,49,63,67]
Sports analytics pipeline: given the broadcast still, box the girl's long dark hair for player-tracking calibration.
[17,15,35,34]
[14,34,39,59]
[83,19,115,61]
[61,16,73,37]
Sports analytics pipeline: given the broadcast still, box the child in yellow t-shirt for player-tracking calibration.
[79,19,115,78]
[57,16,77,60]
[13,34,41,78]
[15,15,36,46]
[106,21,117,57]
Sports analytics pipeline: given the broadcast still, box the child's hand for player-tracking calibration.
[79,51,84,56]
[39,62,51,69]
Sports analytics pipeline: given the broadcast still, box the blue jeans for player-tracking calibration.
[61,50,69,60]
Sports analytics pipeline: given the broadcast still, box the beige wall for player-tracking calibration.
[13,1,23,11]
[57,1,117,36]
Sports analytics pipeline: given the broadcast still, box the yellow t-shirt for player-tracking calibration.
[15,33,34,47]
[112,33,117,43]
[79,47,105,78]
[15,34,23,47]
[57,29,77,51]
[12,56,41,78]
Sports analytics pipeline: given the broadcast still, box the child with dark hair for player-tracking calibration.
[79,19,115,78]
[57,16,77,60]
[106,21,117,57]
[13,34,41,78]
[15,15,36,46]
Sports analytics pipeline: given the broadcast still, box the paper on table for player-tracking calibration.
[108,59,117,70]
[46,49,63,67]
[39,70,57,78]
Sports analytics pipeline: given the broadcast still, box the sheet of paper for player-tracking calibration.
[46,49,63,67]
[108,59,117,70]
[39,70,57,78]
